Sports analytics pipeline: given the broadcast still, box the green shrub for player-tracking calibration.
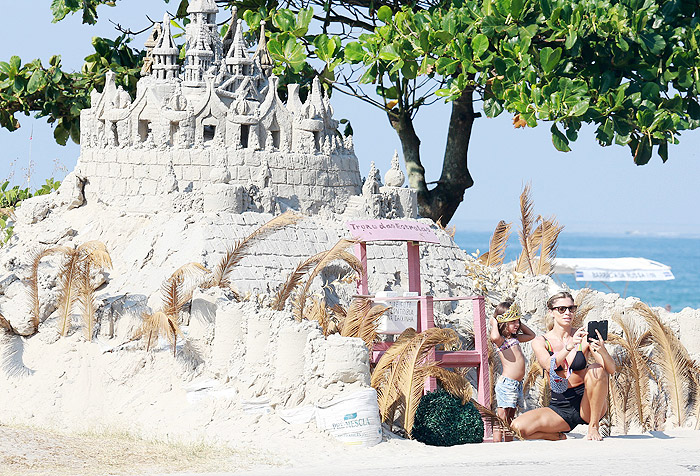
[411,388,483,446]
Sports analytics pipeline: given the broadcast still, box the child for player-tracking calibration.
[489,301,535,442]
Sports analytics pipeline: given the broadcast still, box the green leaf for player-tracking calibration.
[401,60,418,79]
[54,124,69,145]
[378,44,400,62]
[565,31,578,50]
[472,34,489,59]
[639,33,665,54]
[658,140,668,162]
[273,10,296,32]
[551,123,571,152]
[27,70,47,94]
[570,99,589,117]
[9,56,21,72]
[633,138,652,165]
[344,42,365,62]
[483,98,504,117]
[540,0,552,18]
[377,5,393,23]
[539,47,561,74]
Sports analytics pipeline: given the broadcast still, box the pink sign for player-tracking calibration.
[347,220,440,243]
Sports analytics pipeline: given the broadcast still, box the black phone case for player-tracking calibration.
[587,320,608,341]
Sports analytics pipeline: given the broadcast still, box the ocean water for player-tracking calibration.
[454,231,700,312]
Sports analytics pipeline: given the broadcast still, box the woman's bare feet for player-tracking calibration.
[586,426,603,441]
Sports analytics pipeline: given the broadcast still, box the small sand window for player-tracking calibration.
[138,120,151,142]
[203,125,216,142]
[240,124,250,148]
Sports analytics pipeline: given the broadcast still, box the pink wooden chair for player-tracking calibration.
[348,219,492,438]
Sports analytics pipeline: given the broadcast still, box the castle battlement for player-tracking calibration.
[77,3,361,215]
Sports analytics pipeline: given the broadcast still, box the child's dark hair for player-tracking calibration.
[494,301,517,338]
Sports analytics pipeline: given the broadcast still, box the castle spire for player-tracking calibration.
[253,20,274,77]
[225,19,253,76]
[151,13,180,80]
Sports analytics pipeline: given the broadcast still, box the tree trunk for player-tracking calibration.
[388,88,476,224]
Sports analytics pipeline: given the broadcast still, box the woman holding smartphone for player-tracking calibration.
[511,291,616,440]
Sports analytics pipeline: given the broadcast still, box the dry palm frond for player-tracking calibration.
[478,220,511,267]
[271,251,326,311]
[523,355,550,407]
[339,297,389,347]
[487,341,497,408]
[535,216,563,276]
[27,246,70,333]
[77,240,113,269]
[210,211,302,288]
[79,260,97,341]
[372,328,418,423]
[609,359,634,434]
[306,298,332,335]
[331,303,347,320]
[161,263,210,320]
[634,302,692,427]
[0,313,15,334]
[430,366,474,404]
[435,217,456,238]
[515,184,536,274]
[294,238,357,321]
[57,251,81,336]
[76,241,112,340]
[394,328,460,435]
[470,398,524,440]
[609,311,653,430]
[142,311,183,356]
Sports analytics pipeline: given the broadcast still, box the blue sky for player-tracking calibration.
[2,0,699,236]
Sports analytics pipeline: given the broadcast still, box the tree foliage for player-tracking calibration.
[3,0,700,222]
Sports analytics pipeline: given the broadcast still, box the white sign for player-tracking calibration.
[375,292,418,334]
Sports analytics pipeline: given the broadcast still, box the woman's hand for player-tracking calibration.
[571,327,587,347]
[589,330,607,355]
[589,329,617,374]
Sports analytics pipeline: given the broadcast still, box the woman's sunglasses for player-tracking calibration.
[550,305,578,314]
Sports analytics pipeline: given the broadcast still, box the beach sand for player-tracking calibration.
[3,423,699,476]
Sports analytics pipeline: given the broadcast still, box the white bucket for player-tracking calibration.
[315,388,382,447]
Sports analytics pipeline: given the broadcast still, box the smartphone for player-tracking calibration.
[587,320,608,341]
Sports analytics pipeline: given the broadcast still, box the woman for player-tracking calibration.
[511,292,616,440]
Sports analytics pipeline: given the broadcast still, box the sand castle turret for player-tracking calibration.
[77,4,361,214]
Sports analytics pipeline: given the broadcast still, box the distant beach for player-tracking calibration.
[455,230,700,311]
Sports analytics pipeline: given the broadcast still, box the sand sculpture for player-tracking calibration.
[0,1,698,450]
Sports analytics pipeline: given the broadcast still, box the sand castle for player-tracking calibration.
[0,1,698,452]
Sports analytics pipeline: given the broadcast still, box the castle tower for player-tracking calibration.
[151,13,180,80]
[253,21,274,78]
[184,0,219,85]
[225,19,253,77]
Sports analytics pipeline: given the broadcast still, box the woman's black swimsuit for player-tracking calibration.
[544,338,587,431]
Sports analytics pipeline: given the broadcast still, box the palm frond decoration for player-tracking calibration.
[0,312,15,334]
[470,398,524,440]
[27,246,70,333]
[535,216,563,276]
[608,359,634,434]
[435,217,456,238]
[306,298,332,336]
[57,251,81,336]
[293,238,358,321]
[161,262,210,320]
[339,297,389,347]
[609,311,653,431]
[523,355,550,407]
[634,302,693,427]
[478,220,512,267]
[53,241,113,338]
[515,184,536,274]
[0,207,15,220]
[430,366,474,404]
[571,288,595,329]
[209,210,302,289]
[372,327,460,436]
[142,311,183,356]
[270,252,326,311]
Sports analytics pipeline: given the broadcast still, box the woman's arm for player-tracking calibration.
[517,321,536,342]
[489,316,504,346]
